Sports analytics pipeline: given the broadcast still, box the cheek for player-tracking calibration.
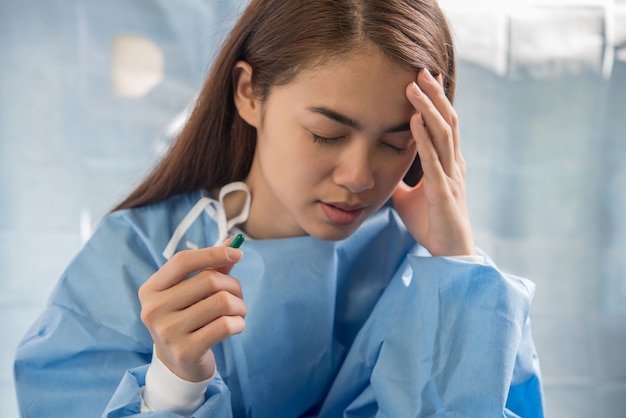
[263,117,333,169]
[377,152,418,190]
[257,124,325,184]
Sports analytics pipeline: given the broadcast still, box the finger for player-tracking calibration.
[434,72,444,89]
[406,81,455,175]
[145,288,246,346]
[149,246,243,291]
[409,111,448,187]
[184,290,248,333]
[417,69,452,126]
[392,180,418,209]
[212,237,244,275]
[391,181,429,242]
[191,315,246,350]
[155,269,244,312]
[418,69,462,160]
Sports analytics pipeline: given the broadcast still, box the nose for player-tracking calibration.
[332,144,375,194]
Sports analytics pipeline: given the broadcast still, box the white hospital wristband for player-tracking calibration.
[141,349,214,416]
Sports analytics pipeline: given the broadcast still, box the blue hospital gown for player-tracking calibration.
[14,190,544,417]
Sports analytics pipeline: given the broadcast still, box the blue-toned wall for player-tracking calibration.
[1,1,625,417]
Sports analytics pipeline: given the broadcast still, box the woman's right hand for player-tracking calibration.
[138,244,246,382]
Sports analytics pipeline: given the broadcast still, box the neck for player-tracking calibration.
[239,156,307,240]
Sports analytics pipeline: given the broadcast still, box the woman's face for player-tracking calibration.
[240,46,419,240]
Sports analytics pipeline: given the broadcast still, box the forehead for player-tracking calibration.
[267,47,417,124]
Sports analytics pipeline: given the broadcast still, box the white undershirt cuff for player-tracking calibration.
[141,349,214,417]
[447,255,484,264]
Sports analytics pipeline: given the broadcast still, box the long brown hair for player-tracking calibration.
[112,0,456,211]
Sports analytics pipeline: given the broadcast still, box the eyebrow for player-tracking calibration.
[307,106,411,134]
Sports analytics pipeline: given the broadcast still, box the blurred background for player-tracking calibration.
[1,0,624,416]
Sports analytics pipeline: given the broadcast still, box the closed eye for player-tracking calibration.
[312,134,343,146]
[383,142,409,155]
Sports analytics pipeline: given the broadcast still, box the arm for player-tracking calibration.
[13,212,240,417]
[135,240,246,417]
[370,255,543,417]
[392,69,476,258]
[384,68,544,416]
[328,255,544,418]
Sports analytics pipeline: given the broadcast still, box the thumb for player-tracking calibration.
[391,181,412,209]
[214,239,244,274]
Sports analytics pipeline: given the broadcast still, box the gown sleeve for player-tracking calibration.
[336,253,544,418]
[13,210,234,417]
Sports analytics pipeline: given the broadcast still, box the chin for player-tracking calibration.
[306,222,362,242]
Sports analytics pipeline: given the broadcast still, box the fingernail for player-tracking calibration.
[410,81,422,96]
[225,247,243,261]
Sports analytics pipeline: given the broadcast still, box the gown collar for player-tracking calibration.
[162,181,251,259]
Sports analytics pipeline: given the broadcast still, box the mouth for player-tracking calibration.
[319,201,368,226]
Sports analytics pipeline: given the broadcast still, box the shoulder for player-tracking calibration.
[46,192,205,333]
[82,191,206,264]
[109,191,205,232]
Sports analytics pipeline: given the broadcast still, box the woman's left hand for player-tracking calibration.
[392,69,476,257]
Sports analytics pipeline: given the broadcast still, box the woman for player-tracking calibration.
[14,0,544,416]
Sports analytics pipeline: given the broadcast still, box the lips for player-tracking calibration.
[320,201,368,226]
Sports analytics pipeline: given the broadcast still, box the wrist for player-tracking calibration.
[142,347,214,415]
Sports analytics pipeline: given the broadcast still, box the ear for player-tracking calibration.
[233,61,261,128]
